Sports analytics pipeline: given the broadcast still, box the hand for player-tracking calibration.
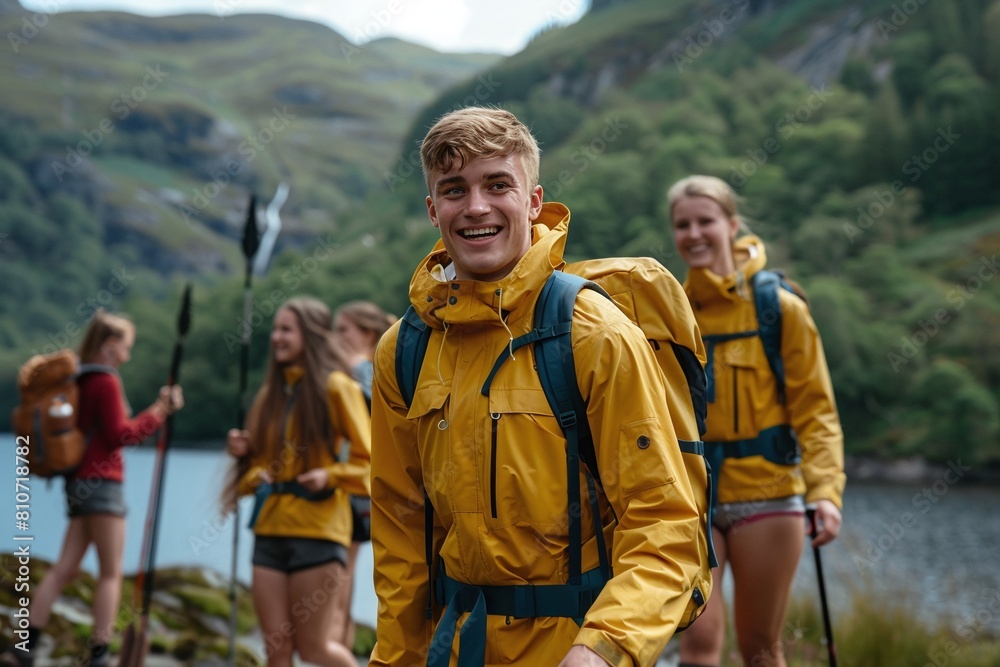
[227,428,250,458]
[296,468,330,493]
[257,469,273,484]
[156,385,184,415]
[557,645,610,667]
[807,499,842,547]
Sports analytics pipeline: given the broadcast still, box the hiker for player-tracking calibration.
[13,310,184,667]
[367,106,705,667]
[667,175,845,667]
[329,300,396,649]
[222,297,369,667]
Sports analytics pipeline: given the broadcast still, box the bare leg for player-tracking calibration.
[679,525,728,666]
[253,566,294,667]
[29,518,90,628]
[728,515,804,667]
[330,542,360,647]
[87,514,125,645]
[289,561,355,667]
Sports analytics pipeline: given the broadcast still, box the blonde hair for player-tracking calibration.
[334,301,396,357]
[420,106,541,189]
[667,174,743,223]
[79,309,134,363]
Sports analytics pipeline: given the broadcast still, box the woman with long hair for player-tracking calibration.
[329,300,396,649]
[12,310,183,667]
[223,297,369,667]
[667,175,845,667]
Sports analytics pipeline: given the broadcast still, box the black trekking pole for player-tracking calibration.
[807,508,837,667]
[118,283,192,667]
[228,194,260,666]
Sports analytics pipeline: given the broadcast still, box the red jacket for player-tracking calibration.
[73,372,164,481]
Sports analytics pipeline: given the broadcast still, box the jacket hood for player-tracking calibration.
[684,234,768,309]
[408,202,570,330]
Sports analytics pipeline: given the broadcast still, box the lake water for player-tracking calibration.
[4,442,999,636]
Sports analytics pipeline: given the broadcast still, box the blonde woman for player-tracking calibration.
[668,175,845,667]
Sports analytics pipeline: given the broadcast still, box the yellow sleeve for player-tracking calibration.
[571,292,705,665]
[368,326,442,667]
[323,371,372,497]
[780,291,846,508]
[236,465,265,497]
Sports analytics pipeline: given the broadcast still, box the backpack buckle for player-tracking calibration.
[557,410,577,428]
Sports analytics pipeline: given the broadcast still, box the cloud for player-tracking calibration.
[20,0,587,54]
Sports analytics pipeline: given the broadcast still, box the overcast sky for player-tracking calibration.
[19,0,590,54]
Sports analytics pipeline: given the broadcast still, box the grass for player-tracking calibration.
[702,587,1000,666]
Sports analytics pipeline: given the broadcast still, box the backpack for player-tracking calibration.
[395,257,717,635]
[700,269,808,499]
[11,349,111,478]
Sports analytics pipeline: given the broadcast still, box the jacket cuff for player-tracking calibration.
[805,482,844,509]
[572,629,626,667]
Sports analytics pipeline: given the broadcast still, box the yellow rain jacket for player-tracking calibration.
[238,366,371,547]
[684,236,845,507]
[369,203,704,667]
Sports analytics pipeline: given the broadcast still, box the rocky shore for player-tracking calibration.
[0,556,374,666]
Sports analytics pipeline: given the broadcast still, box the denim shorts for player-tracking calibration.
[65,478,126,518]
[712,494,805,533]
[252,535,348,573]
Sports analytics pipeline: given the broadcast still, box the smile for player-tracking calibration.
[461,227,500,239]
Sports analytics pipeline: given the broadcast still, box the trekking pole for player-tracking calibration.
[119,284,192,667]
[228,194,260,667]
[807,508,837,667]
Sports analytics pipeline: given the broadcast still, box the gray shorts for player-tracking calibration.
[65,478,126,518]
[712,494,805,533]
[252,536,347,574]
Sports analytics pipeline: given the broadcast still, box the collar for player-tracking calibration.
[409,202,571,331]
[684,235,768,309]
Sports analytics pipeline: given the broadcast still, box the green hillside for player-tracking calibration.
[2,0,999,466]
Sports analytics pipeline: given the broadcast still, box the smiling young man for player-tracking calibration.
[368,107,704,667]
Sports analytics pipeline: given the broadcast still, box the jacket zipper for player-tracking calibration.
[490,413,500,519]
[733,366,739,434]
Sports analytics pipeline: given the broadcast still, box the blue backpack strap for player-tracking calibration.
[396,305,431,408]
[751,270,789,404]
[530,271,612,584]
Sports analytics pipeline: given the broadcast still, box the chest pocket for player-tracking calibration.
[405,384,456,517]
[713,337,767,439]
[487,387,568,529]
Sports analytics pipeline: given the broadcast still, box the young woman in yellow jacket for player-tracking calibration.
[668,175,845,667]
[223,297,371,667]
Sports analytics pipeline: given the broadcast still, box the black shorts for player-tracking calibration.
[252,536,348,573]
[65,478,126,518]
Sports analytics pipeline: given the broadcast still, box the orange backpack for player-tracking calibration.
[11,349,111,477]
